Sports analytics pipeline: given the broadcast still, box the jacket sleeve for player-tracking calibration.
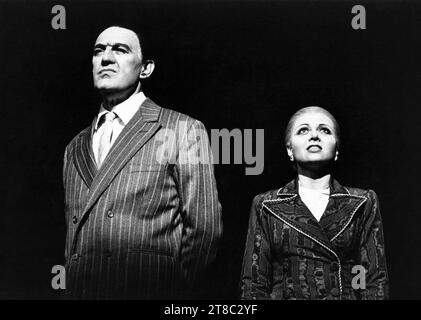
[174,119,223,289]
[240,195,273,299]
[63,146,69,261]
[357,190,389,299]
[63,146,68,191]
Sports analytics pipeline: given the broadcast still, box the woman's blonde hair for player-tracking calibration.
[284,106,340,149]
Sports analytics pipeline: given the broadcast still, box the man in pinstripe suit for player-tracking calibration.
[62,26,222,299]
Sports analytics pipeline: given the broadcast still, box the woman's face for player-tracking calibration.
[287,111,338,165]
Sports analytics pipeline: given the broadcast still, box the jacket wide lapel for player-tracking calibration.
[80,98,162,222]
[72,123,98,188]
[264,196,332,248]
[319,179,367,242]
[263,179,332,248]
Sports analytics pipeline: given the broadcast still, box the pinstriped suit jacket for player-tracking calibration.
[63,98,222,299]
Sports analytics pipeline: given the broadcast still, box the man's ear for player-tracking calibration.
[139,60,155,79]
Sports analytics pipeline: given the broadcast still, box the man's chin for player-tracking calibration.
[94,80,137,94]
[97,87,118,93]
[94,82,121,94]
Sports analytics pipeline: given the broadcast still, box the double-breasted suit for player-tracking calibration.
[240,178,389,300]
[63,98,222,299]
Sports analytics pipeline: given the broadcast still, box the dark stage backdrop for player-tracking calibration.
[0,0,420,299]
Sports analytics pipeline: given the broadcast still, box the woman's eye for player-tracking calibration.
[93,49,103,56]
[320,127,332,134]
[297,128,309,135]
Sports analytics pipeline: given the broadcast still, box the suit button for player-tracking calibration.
[72,216,78,224]
[71,253,79,261]
[107,210,114,218]
[330,288,340,297]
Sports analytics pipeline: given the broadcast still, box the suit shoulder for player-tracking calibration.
[159,106,203,128]
[343,186,378,200]
[252,188,282,205]
[64,126,91,152]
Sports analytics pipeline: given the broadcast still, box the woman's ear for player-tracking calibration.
[286,144,294,161]
[139,60,155,79]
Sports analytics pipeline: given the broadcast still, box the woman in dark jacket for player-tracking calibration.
[240,106,389,300]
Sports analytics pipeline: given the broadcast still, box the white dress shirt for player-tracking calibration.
[298,185,330,222]
[92,91,147,164]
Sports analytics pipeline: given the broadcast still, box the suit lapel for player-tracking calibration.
[72,121,98,188]
[319,180,367,241]
[263,195,332,248]
[80,98,162,221]
[263,178,367,249]
[263,179,332,248]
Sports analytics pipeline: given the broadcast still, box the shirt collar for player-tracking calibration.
[277,177,349,196]
[94,91,147,130]
[299,185,330,196]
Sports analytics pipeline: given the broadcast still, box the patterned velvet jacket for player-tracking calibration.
[240,178,389,300]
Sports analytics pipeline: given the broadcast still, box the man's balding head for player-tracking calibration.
[92,26,154,103]
[95,26,143,60]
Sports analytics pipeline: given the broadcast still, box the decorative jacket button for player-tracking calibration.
[330,288,340,297]
[72,216,78,224]
[71,253,79,261]
[107,210,114,218]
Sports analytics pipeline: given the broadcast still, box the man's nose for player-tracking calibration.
[101,47,116,65]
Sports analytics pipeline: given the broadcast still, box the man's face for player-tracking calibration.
[92,27,143,93]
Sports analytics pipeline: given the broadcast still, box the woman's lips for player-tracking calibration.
[307,145,322,152]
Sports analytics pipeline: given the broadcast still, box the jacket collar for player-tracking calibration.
[72,122,97,188]
[71,98,162,229]
[264,177,367,251]
[276,177,349,196]
[94,91,147,129]
[72,97,161,188]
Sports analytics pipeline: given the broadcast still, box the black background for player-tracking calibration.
[0,0,420,299]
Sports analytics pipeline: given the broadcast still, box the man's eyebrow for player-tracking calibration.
[93,43,133,51]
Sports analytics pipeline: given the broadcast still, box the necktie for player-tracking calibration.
[96,111,117,166]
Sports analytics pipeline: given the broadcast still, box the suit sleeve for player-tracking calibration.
[63,147,68,191]
[63,146,69,261]
[240,195,272,299]
[174,119,223,288]
[358,190,389,299]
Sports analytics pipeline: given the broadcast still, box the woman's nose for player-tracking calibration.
[309,130,320,140]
